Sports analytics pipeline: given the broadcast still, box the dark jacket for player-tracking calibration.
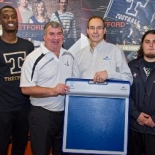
[128,57,155,135]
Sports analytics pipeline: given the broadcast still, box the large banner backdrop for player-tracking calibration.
[0,0,155,61]
[81,0,155,61]
[0,0,81,49]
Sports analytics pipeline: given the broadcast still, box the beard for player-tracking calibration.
[144,53,155,58]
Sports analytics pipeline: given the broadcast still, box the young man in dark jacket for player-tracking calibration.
[128,30,155,155]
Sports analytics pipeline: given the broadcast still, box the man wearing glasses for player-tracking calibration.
[72,16,132,84]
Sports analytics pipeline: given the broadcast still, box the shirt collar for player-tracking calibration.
[89,40,105,52]
[40,42,50,54]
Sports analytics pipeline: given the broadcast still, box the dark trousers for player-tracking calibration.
[128,129,155,155]
[0,108,29,155]
[29,105,66,155]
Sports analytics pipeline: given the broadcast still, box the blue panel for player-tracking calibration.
[66,96,126,151]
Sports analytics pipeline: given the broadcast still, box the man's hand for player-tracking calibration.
[53,83,70,96]
[137,112,150,125]
[145,117,155,127]
[94,71,108,83]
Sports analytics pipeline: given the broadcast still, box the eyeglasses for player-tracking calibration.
[88,26,104,31]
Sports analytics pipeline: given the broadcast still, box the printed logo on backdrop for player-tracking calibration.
[17,23,44,42]
[104,0,155,45]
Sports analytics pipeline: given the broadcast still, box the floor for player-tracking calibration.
[8,141,33,155]
[8,141,52,155]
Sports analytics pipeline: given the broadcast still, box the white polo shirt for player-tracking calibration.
[20,43,74,111]
[72,40,133,84]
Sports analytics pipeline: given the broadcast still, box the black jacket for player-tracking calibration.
[128,57,155,135]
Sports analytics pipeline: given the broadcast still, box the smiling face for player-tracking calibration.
[36,2,45,15]
[44,25,64,53]
[87,17,106,47]
[0,7,18,33]
[59,0,68,12]
[19,0,29,8]
[142,33,155,61]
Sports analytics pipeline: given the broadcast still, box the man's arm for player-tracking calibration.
[93,71,108,83]
[106,49,133,84]
[129,97,141,121]
[72,53,80,78]
[145,116,155,127]
[21,84,70,98]
[20,54,70,98]
[130,91,154,127]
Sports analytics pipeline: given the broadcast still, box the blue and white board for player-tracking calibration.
[63,79,130,154]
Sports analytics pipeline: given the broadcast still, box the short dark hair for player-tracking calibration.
[0,5,17,15]
[87,16,106,40]
[58,0,68,3]
[137,30,155,58]
[44,21,63,34]
[87,16,105,29]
